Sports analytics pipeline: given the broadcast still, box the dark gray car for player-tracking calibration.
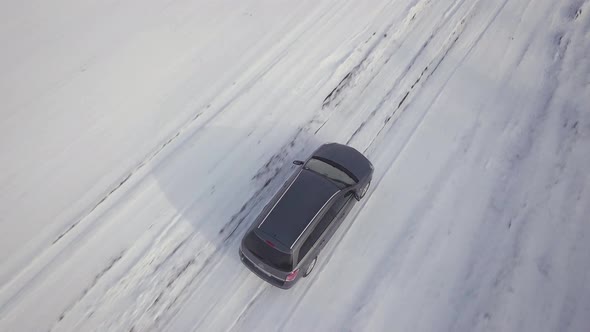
[239,143,373,289]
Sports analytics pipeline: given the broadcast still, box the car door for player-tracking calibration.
[295,191,355,266]
[336,190,356,226]
[317,191,354,251]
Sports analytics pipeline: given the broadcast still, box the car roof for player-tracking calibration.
[258,169,340,249]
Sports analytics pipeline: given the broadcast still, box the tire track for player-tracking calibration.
[226,284,267,332]
[321,0,433,110]
[350,0,474,150]
[49,250,125,331]
[321,0,469,146]
[279,0,502,328]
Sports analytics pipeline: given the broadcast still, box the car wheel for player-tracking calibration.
[303,257,317,277]
[359,180,371,199]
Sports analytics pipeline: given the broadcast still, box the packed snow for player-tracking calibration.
[1,0,589,331]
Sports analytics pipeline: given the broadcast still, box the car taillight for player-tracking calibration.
[286,269,299,282]
[265,240,276,248]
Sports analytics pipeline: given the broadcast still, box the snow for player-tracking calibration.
[1,0,589,331]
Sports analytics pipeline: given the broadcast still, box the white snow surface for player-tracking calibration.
[1,0,589,331]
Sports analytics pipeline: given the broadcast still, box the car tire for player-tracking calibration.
[359,180,371,199]
[303,257,317,278]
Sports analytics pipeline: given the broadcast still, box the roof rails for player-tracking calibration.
[257,169,303,229]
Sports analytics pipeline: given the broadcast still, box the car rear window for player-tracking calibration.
[244,231,293,271]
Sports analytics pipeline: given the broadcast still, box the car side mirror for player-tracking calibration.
[293,160,304,166]
[353,192,361,201]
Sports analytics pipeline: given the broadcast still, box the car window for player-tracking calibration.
[297,194,351,262]
[244,231,293,271]
[304,158,356,187]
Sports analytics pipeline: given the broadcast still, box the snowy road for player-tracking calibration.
[1,0,589,331]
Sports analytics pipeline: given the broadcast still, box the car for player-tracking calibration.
[239,142,374,289]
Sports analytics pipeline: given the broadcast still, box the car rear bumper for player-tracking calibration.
[239,248,296,289]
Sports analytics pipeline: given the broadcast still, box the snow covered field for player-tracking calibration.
[1,0,589,331]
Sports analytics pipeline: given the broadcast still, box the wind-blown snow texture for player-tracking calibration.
[1,0,589,331]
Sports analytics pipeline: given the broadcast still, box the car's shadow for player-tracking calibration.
[151,123,322,266]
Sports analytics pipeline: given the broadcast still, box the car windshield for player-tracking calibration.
[304,157,356,187]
